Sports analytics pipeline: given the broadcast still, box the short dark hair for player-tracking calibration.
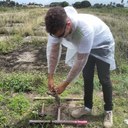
[45,6,67,35]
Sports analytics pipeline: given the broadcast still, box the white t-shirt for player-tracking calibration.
[47,6,116,70]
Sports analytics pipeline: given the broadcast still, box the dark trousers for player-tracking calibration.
[82,55,113,111]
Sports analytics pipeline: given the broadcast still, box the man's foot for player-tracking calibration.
[103,111,113,128]
[71,107,91,118]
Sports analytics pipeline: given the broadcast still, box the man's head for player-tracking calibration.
[45,6,72,38]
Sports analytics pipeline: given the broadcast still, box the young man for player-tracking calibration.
[45,6,116,128]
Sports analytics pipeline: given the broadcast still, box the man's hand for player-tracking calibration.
[55,81,69,94]
[55,84,66,94]
[48,74,55,92]
[48,78,54,92]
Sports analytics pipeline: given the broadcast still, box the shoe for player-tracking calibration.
[71,107,91,118]
[103,111,113,128]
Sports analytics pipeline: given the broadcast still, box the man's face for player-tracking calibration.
[50,18,72,38]
[54,24,67,38]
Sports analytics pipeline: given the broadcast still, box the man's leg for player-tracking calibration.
[96,59,113,111]
[71,55,95,118]
[96,58,113,127]
[83,55,95,109]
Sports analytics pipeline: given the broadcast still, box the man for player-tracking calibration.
[45,6,116,128]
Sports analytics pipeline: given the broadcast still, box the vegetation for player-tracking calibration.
[73,0,91,8]
[0,6,128,128]
[50,1,69,7]
[0,0,126,8]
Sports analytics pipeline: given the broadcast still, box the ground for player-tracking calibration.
[0,43,47,72]
[0,37,67,72]
[0,37,85,128]
[0,35,127,128]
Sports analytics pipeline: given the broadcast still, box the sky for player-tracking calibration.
[14,0,125,5]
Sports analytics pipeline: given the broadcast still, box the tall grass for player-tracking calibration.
[0,8,47,36]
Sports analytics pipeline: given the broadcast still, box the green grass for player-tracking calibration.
[0,71,47,94]
[0,71,127,128]
[0,35,23,53]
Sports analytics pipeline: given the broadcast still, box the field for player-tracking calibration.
[0,7,128,128]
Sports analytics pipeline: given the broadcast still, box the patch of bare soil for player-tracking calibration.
[0,42,68,73]
[0,44,47,72]
[41,101,77,119]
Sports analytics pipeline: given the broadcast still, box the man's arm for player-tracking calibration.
[47,43,61,91]
[48,43,60,74]
[66,53,89,83]
[55,53,89,94]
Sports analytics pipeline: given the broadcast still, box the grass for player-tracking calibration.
[0,6,128,128]
[0,71,127,128]
[0,34,23,53]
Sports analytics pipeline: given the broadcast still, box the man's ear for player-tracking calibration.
[66,18,71,28]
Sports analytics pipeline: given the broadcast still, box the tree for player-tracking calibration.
[6,0,10,2]
[116,3,124,7]
[61,1,69,7]
[81,0,91,8]
[93,3,103,8]
[50,2,61,7]
[9,1,15,6]
[121,0,124,3]
[73,1,91,8]
[73,2,81,8]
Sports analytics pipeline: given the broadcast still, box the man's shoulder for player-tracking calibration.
[64,6,78,15]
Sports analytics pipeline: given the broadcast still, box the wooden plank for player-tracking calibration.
[34,97,83,101]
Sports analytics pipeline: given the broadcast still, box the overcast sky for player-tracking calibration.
[14,0,124,5]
